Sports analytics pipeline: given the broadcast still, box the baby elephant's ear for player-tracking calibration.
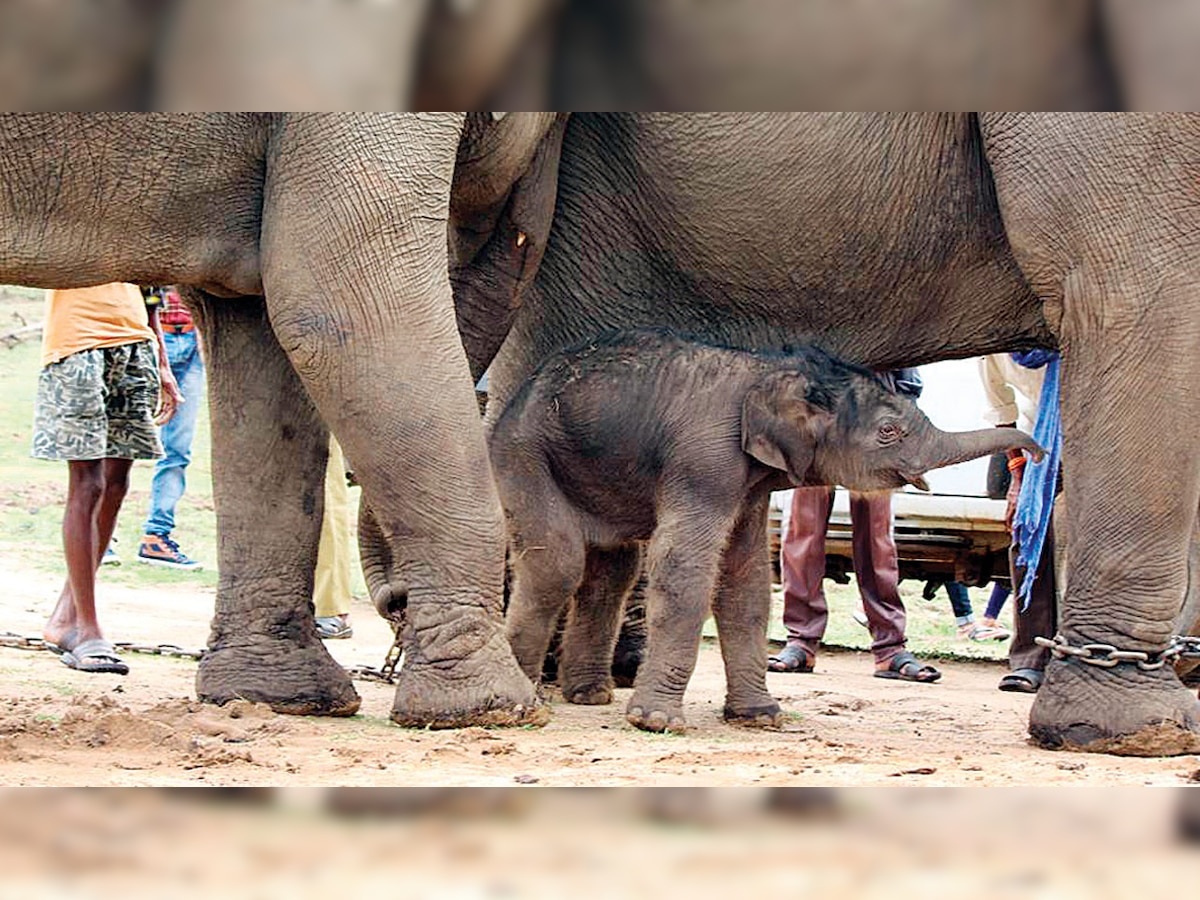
[741,371,830,485]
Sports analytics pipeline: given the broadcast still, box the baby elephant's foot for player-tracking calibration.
[561,680,614,705]
[723,700,783,729]
[626,693,687,734]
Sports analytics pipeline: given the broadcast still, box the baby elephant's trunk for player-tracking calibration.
[921,426,1044,474]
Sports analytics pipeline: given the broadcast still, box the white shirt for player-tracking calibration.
[977,354,1045,433]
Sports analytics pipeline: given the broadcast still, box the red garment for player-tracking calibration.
[157,288,193,330]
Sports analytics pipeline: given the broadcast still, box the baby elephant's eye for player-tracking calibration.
[878,422,902,443]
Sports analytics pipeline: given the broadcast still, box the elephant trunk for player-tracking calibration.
[357,499,407,628]
[451,112,559,221]
[916,425,1044,474]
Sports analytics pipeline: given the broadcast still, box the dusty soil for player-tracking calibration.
[2,554,1199,787]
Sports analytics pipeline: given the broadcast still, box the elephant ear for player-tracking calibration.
[741,371,832,486]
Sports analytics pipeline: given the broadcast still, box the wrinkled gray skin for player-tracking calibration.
[0,111,566,728]
[485,112,1200,754]
[491,330,1042,733]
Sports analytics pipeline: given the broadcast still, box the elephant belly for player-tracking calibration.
[514,112,1051,385]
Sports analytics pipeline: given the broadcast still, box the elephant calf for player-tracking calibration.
[489,329,1042,733]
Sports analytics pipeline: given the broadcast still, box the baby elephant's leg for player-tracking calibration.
[713,492,782,727]
[560,545,642,705]
[627,511,734,733]
[502,479,587,686]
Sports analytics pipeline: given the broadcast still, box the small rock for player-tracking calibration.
[889,767,937,777]
[1057,761,1086,772]
[513,774,539,785]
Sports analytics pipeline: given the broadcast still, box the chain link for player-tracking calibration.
[1034,633,1200,671]
[343,612,406,685]
[1170,635,1200,660]
[2,623,408,684]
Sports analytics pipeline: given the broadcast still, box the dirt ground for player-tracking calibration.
[2,552,1200,787]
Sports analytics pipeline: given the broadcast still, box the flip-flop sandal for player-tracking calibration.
[768,644,815,673]
[959,623,1011,643]
[875,651,941,683]
[998,668,1043,693]
[315,616,354,640]
[60,638,130,675]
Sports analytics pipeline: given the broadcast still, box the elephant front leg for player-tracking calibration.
[712,492,782,728]
[260,114,542,730]
[191,295,360,717]
[1026,283,1200,755]
[626,512,733,733]
[981,114,1200,755]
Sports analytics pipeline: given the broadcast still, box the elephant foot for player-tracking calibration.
[561,679,614,706]
[1028,660,1200,756]
[611,624,645,689]
[389,653,547,730]
[723,699,783,729]
[197,640,360,717]
[626,691,687,734]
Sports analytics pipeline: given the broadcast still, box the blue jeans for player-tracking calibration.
[945,581,974,624]
[142,330,205,535]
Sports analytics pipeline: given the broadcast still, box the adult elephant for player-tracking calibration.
[484,113,1200,754]
[0,111,566,727]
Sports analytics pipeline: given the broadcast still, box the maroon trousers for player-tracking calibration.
[780,487,907,666]
[1007,525,1058,672]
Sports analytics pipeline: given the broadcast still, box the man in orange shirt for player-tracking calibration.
[32,283,181,674]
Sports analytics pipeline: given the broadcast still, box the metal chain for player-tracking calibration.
[2,625,408,684]
[1035,633,1200,671]
[1171,635,1200,660]
[343,613,406,685]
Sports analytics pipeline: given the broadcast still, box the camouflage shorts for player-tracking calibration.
[32,341,163,461]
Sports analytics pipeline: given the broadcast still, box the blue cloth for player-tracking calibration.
[1010,348,1057,370]
[1011,352,1061,607]
[143,330,206,535]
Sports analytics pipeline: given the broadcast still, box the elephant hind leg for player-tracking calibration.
[501,475,589,687]
[558,545,642,705]
[189,292,359,717]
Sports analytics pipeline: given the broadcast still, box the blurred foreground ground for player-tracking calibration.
[0,787,1197,899]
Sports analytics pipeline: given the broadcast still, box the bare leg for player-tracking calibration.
[559,545,641,705]
[45,458,133,651]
